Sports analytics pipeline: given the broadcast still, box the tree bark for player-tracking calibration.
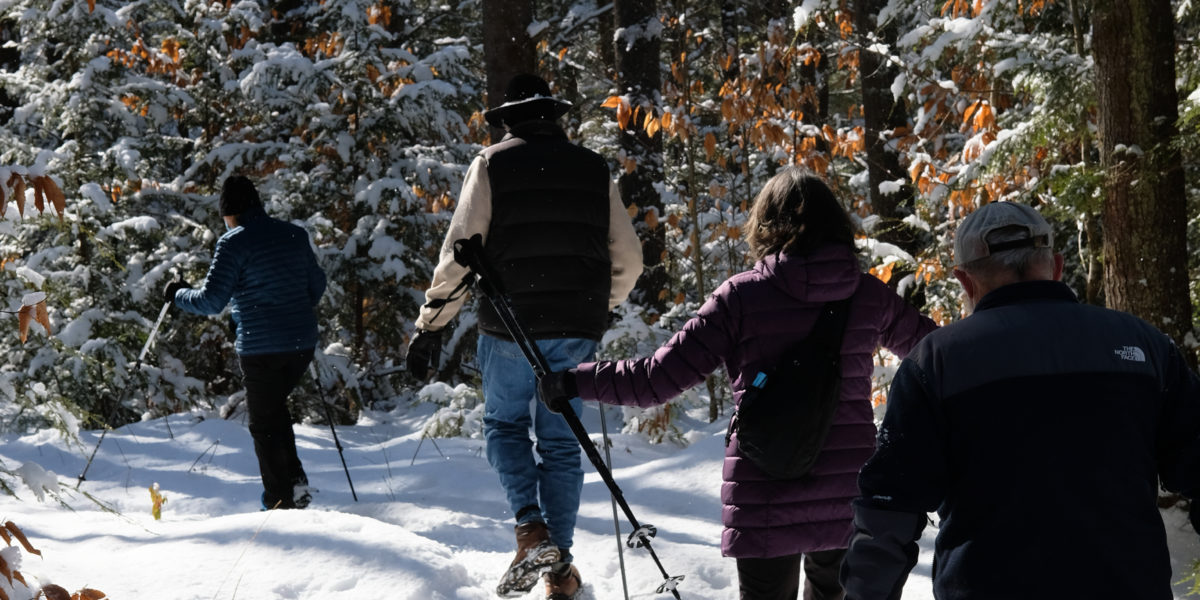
[1092,0,1194,363]
[614,0,665,311]
[855,0,919,255]
[482,0,536,143]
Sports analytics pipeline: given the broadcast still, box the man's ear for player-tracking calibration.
[1052,253,1064,281]
[953,268,976,299]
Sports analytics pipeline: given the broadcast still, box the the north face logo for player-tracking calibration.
[1114,346,1146,362]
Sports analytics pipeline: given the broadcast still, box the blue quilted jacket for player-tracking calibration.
[174,205,326,356]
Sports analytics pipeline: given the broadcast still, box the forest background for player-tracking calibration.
[0,0,1198,533]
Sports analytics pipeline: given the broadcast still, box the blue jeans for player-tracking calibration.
[478,333,596,555]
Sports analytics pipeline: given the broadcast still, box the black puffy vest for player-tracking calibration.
[478,122,612,341]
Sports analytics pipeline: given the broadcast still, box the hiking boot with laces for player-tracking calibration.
[543,561,582,600]
[495,522,560,597]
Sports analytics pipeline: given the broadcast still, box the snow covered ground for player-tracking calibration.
[0,399,1196,599]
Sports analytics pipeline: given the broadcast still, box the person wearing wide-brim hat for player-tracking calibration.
[406,73,643,600]
[483,72,573,130]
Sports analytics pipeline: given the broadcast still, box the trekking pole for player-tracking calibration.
[76,300,172,489]
[600,405,631,600]
[309,355,358,502]
[452,235,684,598]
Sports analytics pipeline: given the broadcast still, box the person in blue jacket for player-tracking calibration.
[165,175,327,510]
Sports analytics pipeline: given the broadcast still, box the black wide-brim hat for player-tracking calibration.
[484,73,573,128]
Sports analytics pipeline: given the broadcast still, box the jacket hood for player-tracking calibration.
[755,243,862,303]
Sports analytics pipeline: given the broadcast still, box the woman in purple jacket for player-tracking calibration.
[539,167,937,600]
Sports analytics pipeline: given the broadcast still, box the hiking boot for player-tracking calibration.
[544,561,582,600]
[495,522,560,597]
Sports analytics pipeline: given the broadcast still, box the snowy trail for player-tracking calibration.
[0,401,1195,599]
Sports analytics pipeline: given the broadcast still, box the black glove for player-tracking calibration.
[163,275,191,304]
[538,369,578,414]
[406,328,443,380]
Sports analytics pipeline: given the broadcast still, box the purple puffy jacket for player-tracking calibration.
[574,244,937,558]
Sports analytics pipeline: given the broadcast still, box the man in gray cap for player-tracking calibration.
[405,73,642,599]
[839,201,1200,599]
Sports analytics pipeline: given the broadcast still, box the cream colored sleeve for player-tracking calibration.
[606,179,643,309]
[415,156,492,331]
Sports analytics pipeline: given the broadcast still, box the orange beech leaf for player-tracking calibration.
[4,522,40,556]
[35,301,51,335]
[8,174,24,219]
[75,589,107,600]
[41,176,65,218]
[600,95,623,109]
[0,583,7,600]
[870,262,895,284]
[673,291,685,305]
[643,111,659,137]
[666,213,680,228]
[40,585,70,600]
[17,306,32,343]
[0,525,9,545]
[622,155,637,174]
[645,210,659,230]
[0,554,10,584]
[557,47,568,61]
[626,204,638,219]
[616,99,632,131]
[87,0,95,12]
[704,132,717,158]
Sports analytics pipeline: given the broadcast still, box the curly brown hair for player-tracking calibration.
[745,167,856,261]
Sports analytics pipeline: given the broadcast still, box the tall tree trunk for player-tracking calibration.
[1092,0,1194,364]
[855,0,919,255]
[614,0,665,311]
[598,0,616,81]
[482,0,535,143]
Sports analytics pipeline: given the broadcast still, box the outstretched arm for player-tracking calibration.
[842,359,946,599]
[175,236,241,316]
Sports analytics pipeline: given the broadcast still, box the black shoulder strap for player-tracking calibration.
[809,296,852,351]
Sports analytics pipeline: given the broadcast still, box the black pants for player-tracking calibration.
[240,348,314,507]
[736,549,847,600]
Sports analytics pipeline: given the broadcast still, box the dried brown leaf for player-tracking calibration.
[3,522,40,556]
[0,579,7,600]
[32,177,44,214]
[34,301,51,335]
[0,524,10,545]
[17,305,31,344]
[75,589,107,600]
[87,0,95,12]
[7,174,24,220]
[40,584,70,600]
[0,554,10,584]
[42,176,65,219]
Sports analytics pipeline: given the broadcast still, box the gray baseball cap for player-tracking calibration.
[954,202,1053,266]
